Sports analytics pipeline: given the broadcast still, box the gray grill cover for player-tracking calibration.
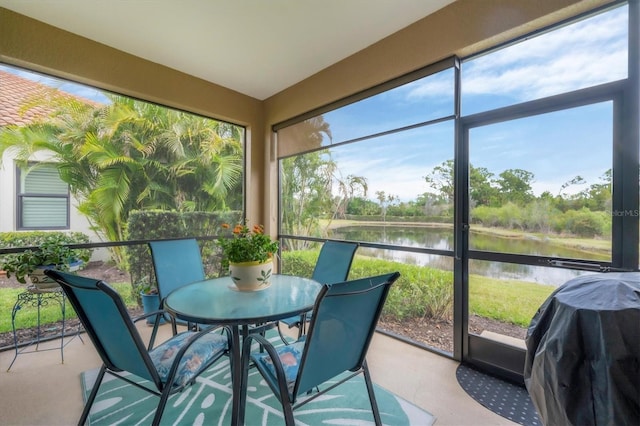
[524,273,640,425]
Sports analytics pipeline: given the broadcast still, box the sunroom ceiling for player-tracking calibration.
[0,0,456,100]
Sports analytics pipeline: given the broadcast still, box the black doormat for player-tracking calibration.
[456,363,541,426]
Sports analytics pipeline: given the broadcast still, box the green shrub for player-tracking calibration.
[0,231,90,252]
[471,205,499,227]
[0,231,92,283]
[497,203,524,229]
[349,258,453,321]
[281,248,553,326]
[562,208,607,237]
[125,209,242,301]
[279,249,317,278]
[281,250,454,322]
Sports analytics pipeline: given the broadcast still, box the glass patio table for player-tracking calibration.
[163,274,321,425]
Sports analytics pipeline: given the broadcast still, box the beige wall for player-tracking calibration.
[0,0,613,234]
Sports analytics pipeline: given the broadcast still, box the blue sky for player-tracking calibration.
[0,4,629,203]
[323,4,628,202]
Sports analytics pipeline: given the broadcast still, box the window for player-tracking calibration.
[277,60,458,354]
[17,163,69,229]
[275,2,635,365]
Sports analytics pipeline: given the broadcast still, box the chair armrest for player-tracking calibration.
[132,309,165,323]
[132,309,168,350]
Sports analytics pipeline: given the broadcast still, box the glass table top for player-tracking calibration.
[164,274,322,325]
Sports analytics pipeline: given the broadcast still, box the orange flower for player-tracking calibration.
[217,221,279,264]
[221,223,230,229]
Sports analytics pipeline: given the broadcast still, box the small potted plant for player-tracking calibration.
[0,233,91,290]
[217,222,279,291]
[138,277,165,325]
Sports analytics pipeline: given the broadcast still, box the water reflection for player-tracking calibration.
[330,225,601,286]
[358,246,454,271]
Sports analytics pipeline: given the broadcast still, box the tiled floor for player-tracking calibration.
[0,323,517,425]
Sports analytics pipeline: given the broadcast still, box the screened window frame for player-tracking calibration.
[275,56,460,252]
[274,56,458,160]
[16,162,70,230]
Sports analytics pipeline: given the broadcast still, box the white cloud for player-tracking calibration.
[462,7,627,100]
[335,146,438,202]
[405,6,627,101]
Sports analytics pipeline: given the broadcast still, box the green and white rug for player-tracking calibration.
[81,334,436,425]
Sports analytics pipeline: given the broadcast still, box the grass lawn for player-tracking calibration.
[469,275,554,326]
[0,262,554,334]
[0,282,137,334]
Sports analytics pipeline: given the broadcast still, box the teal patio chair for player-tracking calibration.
[149,238,206,335]
[278,240,358,342]
[150,238,275,340]
[44,269,231,426]
[240,271,400,426]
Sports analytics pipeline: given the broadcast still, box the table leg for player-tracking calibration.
[230,325,242,425]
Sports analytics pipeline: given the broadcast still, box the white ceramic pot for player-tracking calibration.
[27,261,82,291]
[229,259,273,291]
[28,267,59,290]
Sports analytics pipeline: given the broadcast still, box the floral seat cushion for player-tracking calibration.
[149,331,228,388]
[252,340,306,392]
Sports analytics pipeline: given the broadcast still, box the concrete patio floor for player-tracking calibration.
[0,323,517,425]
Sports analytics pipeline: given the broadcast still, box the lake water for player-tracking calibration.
[328,225,603,286]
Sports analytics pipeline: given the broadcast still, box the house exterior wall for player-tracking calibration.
[0,151,94,234]
[0,150,110,261]
[0,151,14,232]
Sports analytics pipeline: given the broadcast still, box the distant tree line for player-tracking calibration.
[282,145,612,238]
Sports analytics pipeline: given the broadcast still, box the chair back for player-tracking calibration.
[149,239,206,300]
[295,272,400,396]
[311,241,359,284]
[45,269,160,386]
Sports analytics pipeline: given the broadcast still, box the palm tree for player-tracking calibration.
[279,116,367,248]
[0,91,243,265]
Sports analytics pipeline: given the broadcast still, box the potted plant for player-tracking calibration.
[139,277,166,325]
[217,222,279,291]
[0,233,91,290]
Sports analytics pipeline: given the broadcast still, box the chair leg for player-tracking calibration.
[297,313,307,338]
[277,322,293,345]
[170,316,178,335]
[148,315,162,350]
[362,361,382,426]
[152,388,172,426]
[282,399,296,426]
[80,365,107,425]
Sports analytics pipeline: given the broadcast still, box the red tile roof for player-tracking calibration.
[0,69,99,127]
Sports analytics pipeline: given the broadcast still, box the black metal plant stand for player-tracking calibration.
[7,284,83,371]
